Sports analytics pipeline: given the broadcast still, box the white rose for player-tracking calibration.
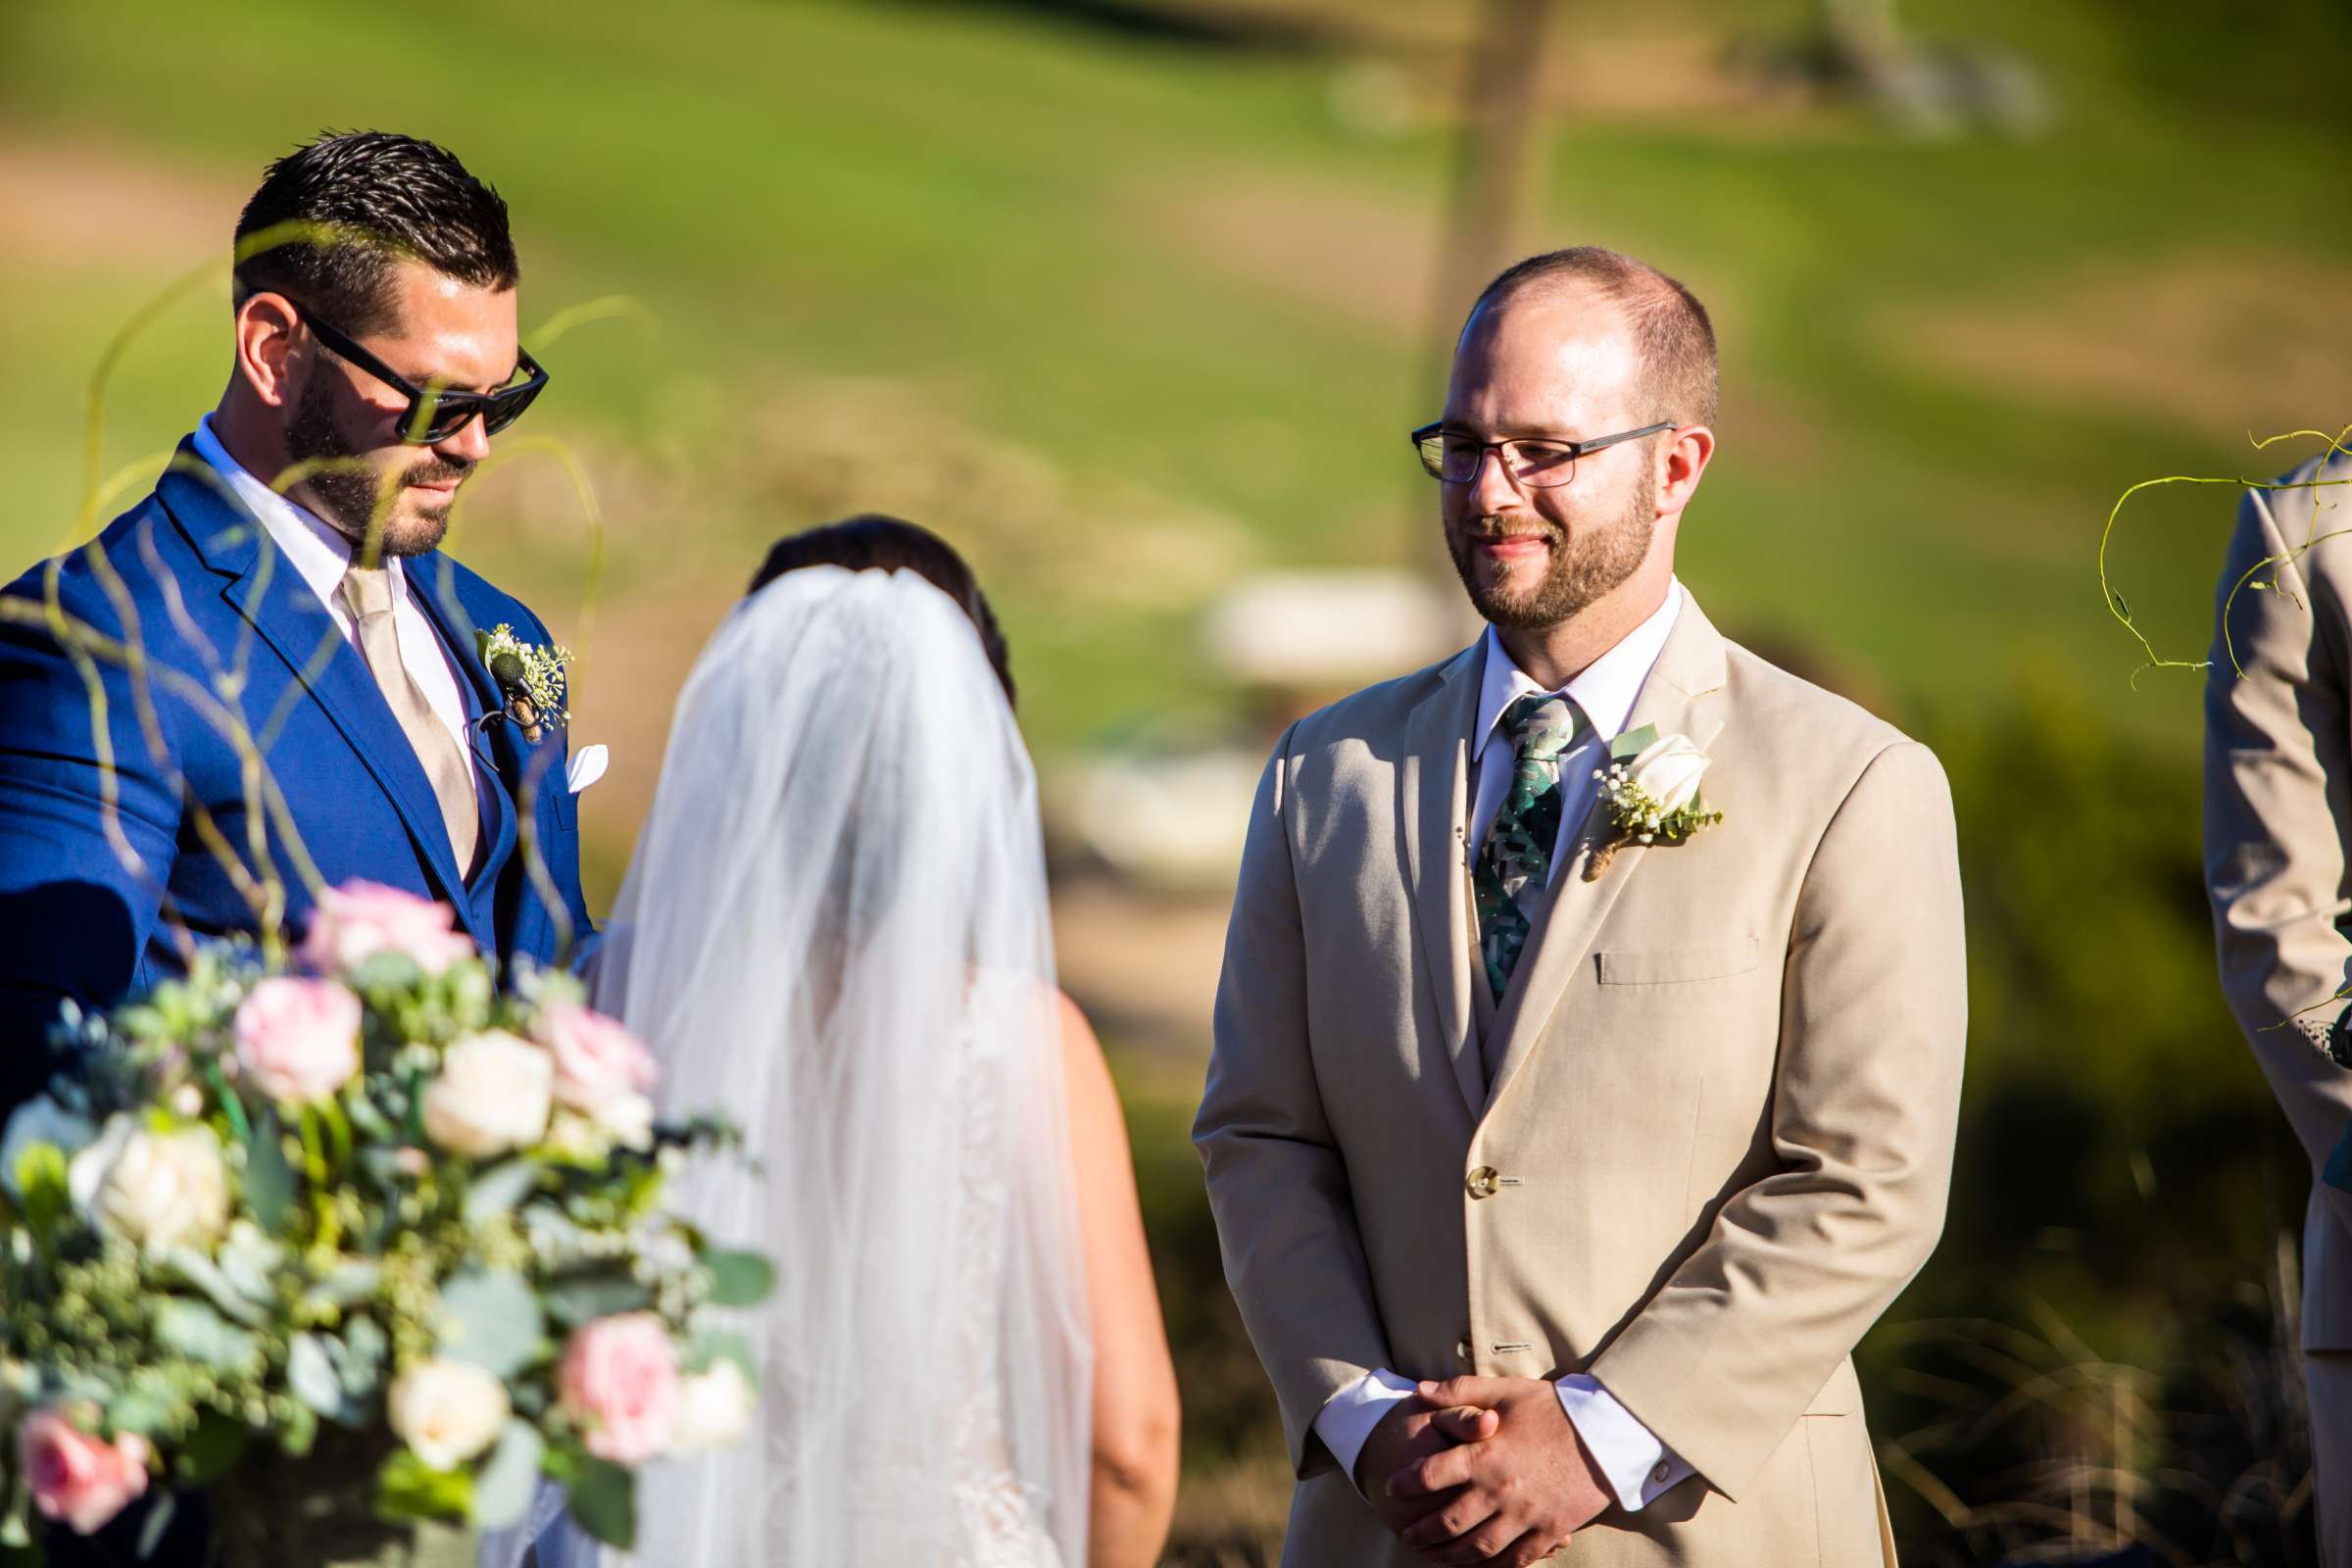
[422,1032,554,1159]
[75,1122,229,1250]
[595,1092,655,1152]
[1,1099,95,1200]
[1629,733,1710,815]
[669,1358,755,1453]
[388,1359,511,1471]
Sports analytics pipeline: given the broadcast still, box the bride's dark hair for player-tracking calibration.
[748,514,1015,709]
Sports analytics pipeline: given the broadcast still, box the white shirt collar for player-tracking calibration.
[191,414,407,612]
[1472,579,1685,762]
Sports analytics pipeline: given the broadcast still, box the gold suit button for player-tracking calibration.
[1466,1165,1501,1200]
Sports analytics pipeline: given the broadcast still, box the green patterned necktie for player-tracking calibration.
[1473,693,1582,1000]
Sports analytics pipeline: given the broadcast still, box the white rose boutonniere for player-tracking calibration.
[1588,725,1723,878]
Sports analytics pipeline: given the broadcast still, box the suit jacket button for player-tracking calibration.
[1455,1339,1474,1363]
[1465,1165,1500,1199]
[1651,1461,1672,1485]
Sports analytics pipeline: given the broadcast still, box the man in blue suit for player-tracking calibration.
[0,129,595,1116]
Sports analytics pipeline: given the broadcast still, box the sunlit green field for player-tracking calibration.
[5,2,2350,1558]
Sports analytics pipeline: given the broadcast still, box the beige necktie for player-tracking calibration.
[340,563,480,875]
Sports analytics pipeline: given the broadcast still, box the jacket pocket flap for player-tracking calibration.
[1595,937,1760,986]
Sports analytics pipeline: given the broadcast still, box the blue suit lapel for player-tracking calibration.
[158,449,486,942]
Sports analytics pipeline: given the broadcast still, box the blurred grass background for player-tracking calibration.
[3,0,2349,1559]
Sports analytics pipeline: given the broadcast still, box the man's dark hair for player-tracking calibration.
[1469,246,1720,429]
[749,515,1016,708]
[233,131,518,336]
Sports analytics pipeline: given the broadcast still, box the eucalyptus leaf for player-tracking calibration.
[337,1314,390,1401]
[155,1299,263,1377]
[565,1457,635,1548]
[216,1224,283,1305]
[684,1330,758,1379]
[155,1247,269,1327]
[350,951,425,995]
[436,1267,545,1379]
[242,1110,293,1230]
[468,1420,546,1530]
[463,1159,540,1224]
[1610,723,1661,762]
[309,1257,382,1309]
[702,1249,776,1308]
[541,1271,652,1329]
[288,1333,353,1421]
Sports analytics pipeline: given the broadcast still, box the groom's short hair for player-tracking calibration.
[1468,246,1719,429]
[232,131,519,336]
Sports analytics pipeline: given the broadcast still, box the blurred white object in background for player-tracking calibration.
[1203,568,1464,689]
[1048,569,1466,894]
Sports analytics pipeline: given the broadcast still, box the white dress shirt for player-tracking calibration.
[191,416,481,789]
[1313,581,1695,1512]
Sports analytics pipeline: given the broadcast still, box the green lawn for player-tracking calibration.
[5,0,2345,764]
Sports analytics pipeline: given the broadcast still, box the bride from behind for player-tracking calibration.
[551,517,1178,1564]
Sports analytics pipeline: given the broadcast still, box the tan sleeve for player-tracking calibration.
[1192,726,1393,1476]
[1589,740,1967,1499]
[2204,474,2352,1180]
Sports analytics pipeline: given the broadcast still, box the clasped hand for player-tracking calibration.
[1354,1376,1612,1566]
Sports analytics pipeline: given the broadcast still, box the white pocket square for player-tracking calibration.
[566,743,609,794]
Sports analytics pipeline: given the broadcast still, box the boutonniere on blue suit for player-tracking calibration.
[1586,723,1723,880]
[475,624,574,745]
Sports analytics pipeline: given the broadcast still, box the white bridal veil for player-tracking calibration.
[530,564,1094,1565]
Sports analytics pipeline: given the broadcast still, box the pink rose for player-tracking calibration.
[232,977,362,1106]
[539,1002,658,1129]
[300,880,475,977]
[556,1313,681,1465]
[21,1406,150,1536]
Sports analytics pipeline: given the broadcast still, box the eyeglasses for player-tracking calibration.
[290,300,550,444]
[1410,420,1674,488]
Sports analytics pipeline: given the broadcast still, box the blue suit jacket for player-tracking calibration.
[0,438,596,1110]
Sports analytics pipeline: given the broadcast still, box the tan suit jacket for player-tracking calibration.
[1195,594,1966,1566]
[2205,458,2352,1482]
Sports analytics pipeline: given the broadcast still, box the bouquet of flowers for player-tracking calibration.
[0,881,771,1564]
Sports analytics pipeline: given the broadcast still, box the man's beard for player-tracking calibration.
[284,375,467,558]
[1446,470,1657,631]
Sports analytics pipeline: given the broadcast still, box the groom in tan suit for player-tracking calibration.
[1195,247,1967,1566]
[2205,446,2352,1565]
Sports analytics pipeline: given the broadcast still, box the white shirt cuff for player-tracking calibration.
[1554,1374,1690,1510]
[1314,1368,1418,1492]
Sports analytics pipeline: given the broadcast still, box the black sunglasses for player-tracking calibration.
[290,300,550,444]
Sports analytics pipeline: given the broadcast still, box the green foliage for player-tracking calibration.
[468,1421,546,1531]
[701,1249,776,1309]
[377,1446,474,1524]
[564,1457,637,1548]
[434,1268,546,1381]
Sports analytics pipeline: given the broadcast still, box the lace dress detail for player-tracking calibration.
[944,1000,1065,1568]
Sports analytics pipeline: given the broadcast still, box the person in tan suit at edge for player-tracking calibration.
[1193,246,1969,1567]
[2205,445,2352,1566]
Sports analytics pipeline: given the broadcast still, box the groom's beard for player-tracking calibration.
[284,373,467,559]
[1447,467,1657,631]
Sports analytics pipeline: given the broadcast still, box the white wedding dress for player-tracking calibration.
[485,565,1092,1567]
